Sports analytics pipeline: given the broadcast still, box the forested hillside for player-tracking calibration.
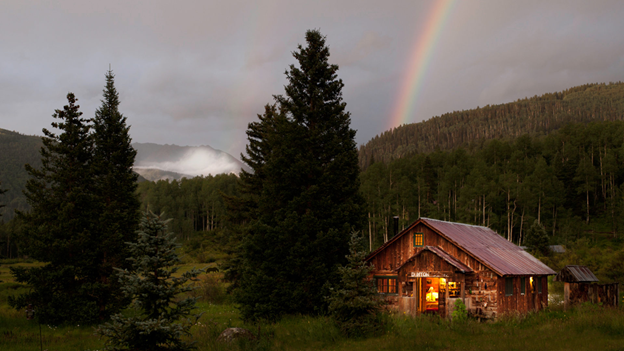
[359,82,624,170]
[136,173,240,241]
[361,121,624,256]
[0,129,42,219]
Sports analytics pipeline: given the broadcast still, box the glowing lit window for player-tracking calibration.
[520,277,526,295]
[413,232,424,247]
[505,277,513,296]
[375,276,398,294]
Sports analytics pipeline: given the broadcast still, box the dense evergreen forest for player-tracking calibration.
[0,129,42,219]
[359,82,624,170]
[361,121,624,250]
[135,173,240,241]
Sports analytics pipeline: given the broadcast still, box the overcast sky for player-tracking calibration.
[1,0,623,159]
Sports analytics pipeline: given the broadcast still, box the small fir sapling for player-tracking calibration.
[327,232,384,337]
[97,211,203,351]
[451,299,468,322]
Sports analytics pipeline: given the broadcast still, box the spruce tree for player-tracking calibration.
[96,211,202,351]
[236,30,365,321]
[92,69,140,319]
[327,232,383,337]
[9,93,100,324]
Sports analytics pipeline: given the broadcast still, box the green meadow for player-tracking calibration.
[1,259,623,351]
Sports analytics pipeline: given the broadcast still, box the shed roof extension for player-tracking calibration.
[554,265,599,283]
[366,217,556,277]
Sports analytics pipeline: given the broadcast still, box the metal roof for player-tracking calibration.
[421,218,556,276]
[554,265,599,283]
[365,218,556,277]
[394,246,474,274]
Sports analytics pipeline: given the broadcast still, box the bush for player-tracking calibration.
[197,273,229,304]
[451,299,468,322]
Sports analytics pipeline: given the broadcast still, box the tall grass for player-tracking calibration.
[2,260,622,351]
[2,302,624,351]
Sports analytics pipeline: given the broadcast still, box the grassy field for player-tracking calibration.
[2,259,624,351]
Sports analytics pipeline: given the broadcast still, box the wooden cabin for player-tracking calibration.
[365,218,556,319]
[555,265,619,310]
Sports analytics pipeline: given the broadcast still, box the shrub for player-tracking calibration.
[197,273,229,304]
[451,299,468,322]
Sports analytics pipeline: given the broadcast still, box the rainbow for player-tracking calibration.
[389,0,456,129]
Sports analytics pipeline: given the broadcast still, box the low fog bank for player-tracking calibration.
[133,143,246,178]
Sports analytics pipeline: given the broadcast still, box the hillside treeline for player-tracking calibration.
[361,120,624,251]
[0,129,42,219]
[136,173,240,240]
[359,82,624,170]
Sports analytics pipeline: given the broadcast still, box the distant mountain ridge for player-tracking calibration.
[0,130,245,217]
[0,129,42,219]
[132,143,247,181]
[359,82,624,170]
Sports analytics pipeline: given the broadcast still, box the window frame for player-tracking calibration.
[413,232,424,247]
[520,277,526,295]
[505,277,514,296]
[375,276,398,295]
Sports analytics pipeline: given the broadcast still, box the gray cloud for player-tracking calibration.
[1,0,624,157]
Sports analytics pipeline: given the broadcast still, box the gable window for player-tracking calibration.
[505,277,513,296]
[537,277,542,294]
[375,276,398,294]
[520,277,526,295]
[413,232,424,247]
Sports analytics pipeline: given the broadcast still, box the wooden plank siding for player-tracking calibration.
[565,282,619,309]
[497,276,549,315]
[369,224,486,275]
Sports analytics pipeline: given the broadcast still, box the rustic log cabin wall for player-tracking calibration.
[464,272,499,318]
[564,282,619,309]
[369,224,487,274]
[497,276,548,316]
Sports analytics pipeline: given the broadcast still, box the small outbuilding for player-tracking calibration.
[554,265,619,309]
[365,218,557,319]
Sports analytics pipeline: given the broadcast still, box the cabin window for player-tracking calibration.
[537,277,542,294]
[375,276,398,294]
[520,277,526,295]
[505,277,513,296]
[413,232,424,247]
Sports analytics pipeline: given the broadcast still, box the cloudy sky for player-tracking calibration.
[1,0,623,159]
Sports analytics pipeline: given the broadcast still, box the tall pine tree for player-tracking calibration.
[92,70,140,320]
[235,30,365,321]
[10,93,100,324]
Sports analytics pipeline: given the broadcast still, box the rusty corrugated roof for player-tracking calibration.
[421,218,556,276]
[554,265,599,283]
[393,246,474,274]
